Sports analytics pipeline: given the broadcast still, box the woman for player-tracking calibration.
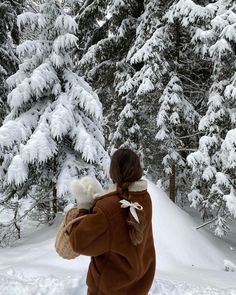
[68,148,156,295]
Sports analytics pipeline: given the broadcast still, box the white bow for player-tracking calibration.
[119,199,143,223]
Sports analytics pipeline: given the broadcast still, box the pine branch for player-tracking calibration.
[2,194,48,228]
[177,132,203,139]
[195,213,229,230]
[176,148,197,152]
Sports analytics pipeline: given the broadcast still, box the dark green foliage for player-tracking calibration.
[0,0,24,125]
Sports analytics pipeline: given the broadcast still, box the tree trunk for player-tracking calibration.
[14,203,21,239]
[52,183,57,218]
[52,157,58,219]
[169,163,176,202]
[49,158,58,223]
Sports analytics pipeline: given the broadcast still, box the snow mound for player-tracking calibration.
[148,180,235,271]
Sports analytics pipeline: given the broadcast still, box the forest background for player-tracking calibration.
[0,0,236,246]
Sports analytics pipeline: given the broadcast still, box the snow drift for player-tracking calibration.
[0,180,235,294]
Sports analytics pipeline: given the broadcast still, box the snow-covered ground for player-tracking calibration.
[0,180,236,295]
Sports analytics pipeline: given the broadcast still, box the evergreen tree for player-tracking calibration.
[76,0,170,175]
[154,0,212,199]
[73,0,235,228]
[0,0,108,244]
[0,0,23,125]
[75,0,211,185]
[109,0,168,168]
[156,74,199,202]
[186,0,236,235]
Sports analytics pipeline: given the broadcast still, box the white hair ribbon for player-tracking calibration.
[119,199,143,223]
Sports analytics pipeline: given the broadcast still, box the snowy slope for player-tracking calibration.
[150,180,236,269]
[148,180,236,289]
[0,180,236,294]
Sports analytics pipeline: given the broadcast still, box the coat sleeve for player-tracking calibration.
[68,205,110,257]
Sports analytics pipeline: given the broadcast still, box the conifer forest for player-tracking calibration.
[0,0,236,247]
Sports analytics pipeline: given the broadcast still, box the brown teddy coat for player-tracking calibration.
[69,180,156,295]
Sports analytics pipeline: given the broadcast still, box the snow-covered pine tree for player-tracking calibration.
[76,0,146,158]
[76,0,172,176]
[186,0,236,235]
[0,1,24,227]
[73,0,109,57]
[0,0,108,244]
[73,0,114,123]
[156,73,199,202]
[109,0,168,168]
[0,64,7,127]
[154,0,214,200]
[76,0,214,188]
[0,0,23,125]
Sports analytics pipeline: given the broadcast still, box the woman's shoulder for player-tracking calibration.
[92,189,120,220]
[95,185,119,202]
[94,179,149,211]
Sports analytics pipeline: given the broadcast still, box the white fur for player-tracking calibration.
[70,176,104,203]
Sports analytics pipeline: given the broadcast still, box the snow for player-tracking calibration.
[224,259,236,272]
[209,38,233,59]
[17,12,45,31]
[136,78,155,96]
[73,121,98,162]
[221,129,236,169]
[7,155,29,185]
[129,28,165,64]
[202,166,216,181]
[0,0,108,198]
[53,33,78,53]
[21,123,58,164]
[0,180,236,294]
[119,103,134,119]
[224,189,236,219]
[54,15,78,34]
[7,63,58,110]
[49,94,75,139]
[220,24,236,43]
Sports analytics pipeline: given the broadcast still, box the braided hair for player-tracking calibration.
[109,148,146,246]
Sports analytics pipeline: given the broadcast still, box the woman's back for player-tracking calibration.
[69,180,156,295]
[69,148,156,295]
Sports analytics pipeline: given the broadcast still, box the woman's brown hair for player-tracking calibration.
[109,148,146,246]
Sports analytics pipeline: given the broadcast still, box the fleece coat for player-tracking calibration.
[68,180,156,295]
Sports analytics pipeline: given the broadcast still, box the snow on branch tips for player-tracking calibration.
[17,12,46,31]
[202,166,216,182]
[119,103,133,119]
[21,125,58,164]
[7,155,29,185]
[74,122,97,163]
[129,28,165,64]
[55,15,78,34]
[7,63,58,110]
[221,129,236,169]
[188,189,204,208]
[137,78,155,96]
[224,188,236,218]
[53,34,78,54]
[166,0,215,26]
[187,151,206,169]
[50,96,74,140]
[209,39,233,59]
[211,15,229,32]
[220,23,236,43]
[17,41,46,59]
[64,70,102,119]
